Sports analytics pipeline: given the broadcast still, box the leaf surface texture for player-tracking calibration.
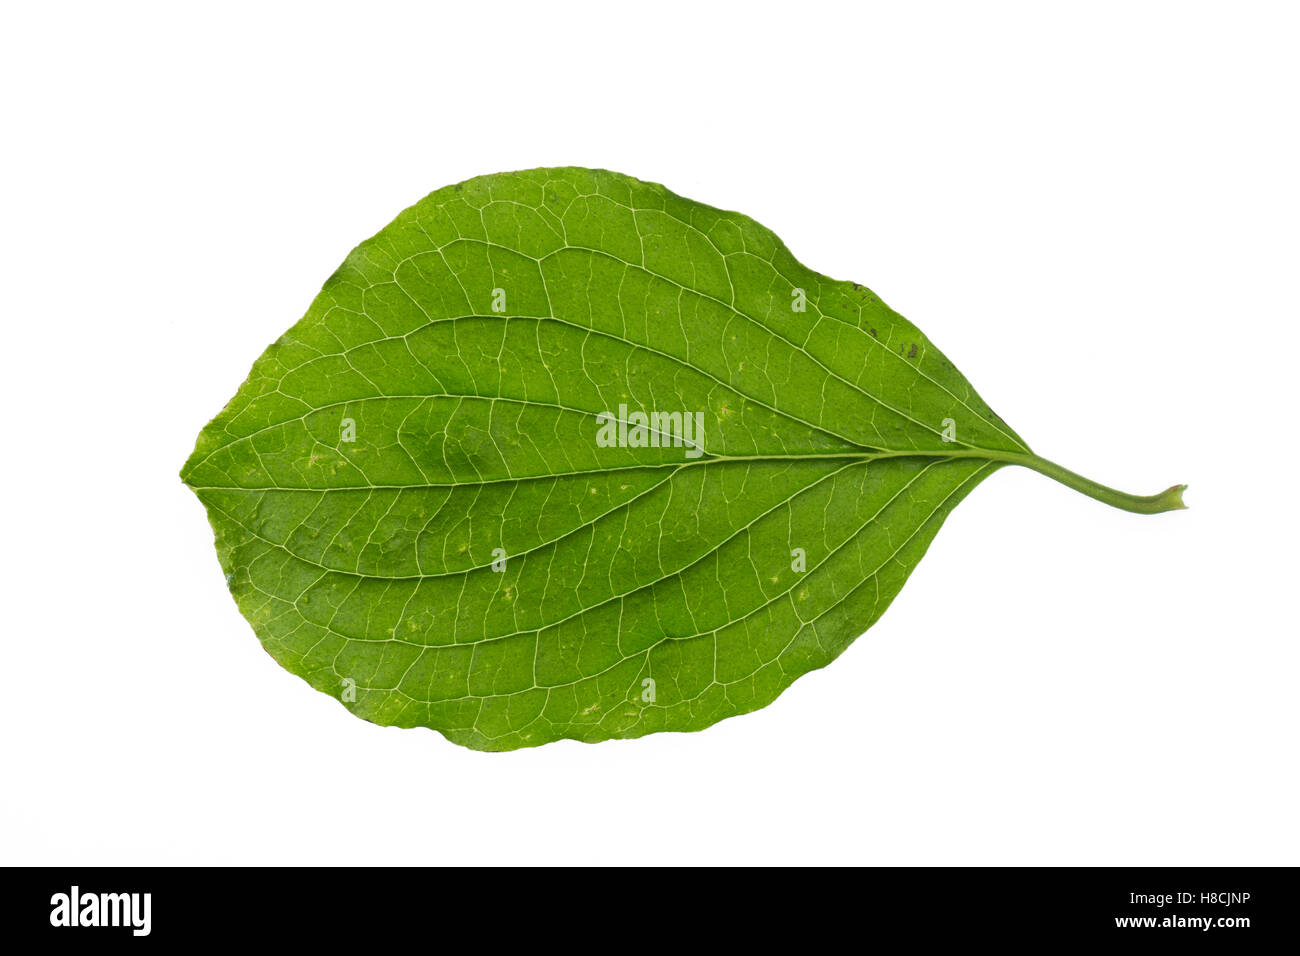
[183,167,1155,750]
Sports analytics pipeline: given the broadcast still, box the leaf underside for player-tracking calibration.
[182,167,1032,751]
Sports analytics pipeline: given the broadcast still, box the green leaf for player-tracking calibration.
[181,167,1184,751]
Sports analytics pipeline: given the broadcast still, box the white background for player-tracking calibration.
[2,1,1296,866]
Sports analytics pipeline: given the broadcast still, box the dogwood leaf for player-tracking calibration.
[181,167,1184,750]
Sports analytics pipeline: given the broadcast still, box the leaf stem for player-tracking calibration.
[1003,453,1187,515]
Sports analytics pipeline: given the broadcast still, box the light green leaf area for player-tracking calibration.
[182,167,1183,750]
